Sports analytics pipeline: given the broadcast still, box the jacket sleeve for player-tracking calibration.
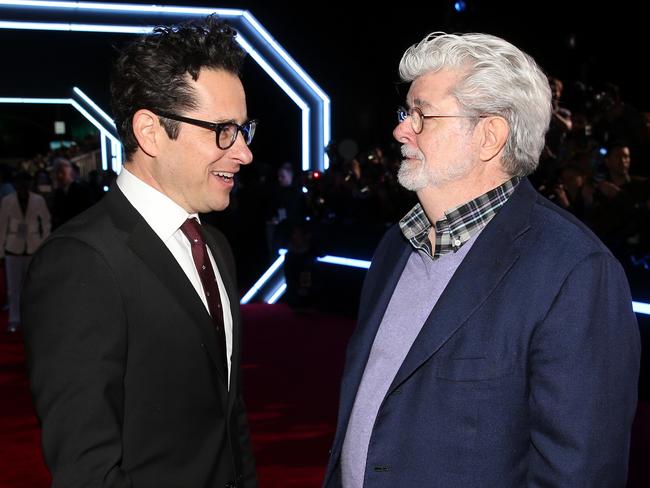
[527,252,640,486]
[236,381,258,488]
[22,237,132,488]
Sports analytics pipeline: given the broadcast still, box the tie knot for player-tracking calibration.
[180,218,203,244]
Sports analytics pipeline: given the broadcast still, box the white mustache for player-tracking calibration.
[400,145,424,160]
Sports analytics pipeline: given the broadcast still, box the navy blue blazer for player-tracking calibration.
[324,179,640,487]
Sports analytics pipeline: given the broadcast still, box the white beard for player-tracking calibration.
[397,145,477,191]
[397,146,429,191]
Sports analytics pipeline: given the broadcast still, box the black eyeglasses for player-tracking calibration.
[397,106,486,134]
[155,111,258,150]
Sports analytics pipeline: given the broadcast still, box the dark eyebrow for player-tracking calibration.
[217,117,249,125]
[211,117,237,125]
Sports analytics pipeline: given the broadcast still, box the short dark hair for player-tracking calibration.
[110,15,246,160]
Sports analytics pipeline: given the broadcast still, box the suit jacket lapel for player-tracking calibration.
[104,187,229,384]
[387,179,536,394]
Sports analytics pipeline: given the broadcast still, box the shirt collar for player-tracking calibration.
[399,177,519,260]
[116,166,199,242]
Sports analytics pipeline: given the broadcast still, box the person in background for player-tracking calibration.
[0,171,50,332]
[267,162,304,256]
[51,157,94,229]
[592,141,650,259]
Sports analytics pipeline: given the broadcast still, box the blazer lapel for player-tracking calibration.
[388,179,536,394]
[104,187,229,384]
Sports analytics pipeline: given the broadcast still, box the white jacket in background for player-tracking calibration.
[0,192,51,258]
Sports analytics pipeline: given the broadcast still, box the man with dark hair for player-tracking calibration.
[23,16,257,487]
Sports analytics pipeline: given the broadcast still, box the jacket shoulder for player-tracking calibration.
[530,194,611,258]
[40,199,119,251]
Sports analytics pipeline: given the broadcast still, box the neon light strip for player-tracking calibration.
[0,0,330,172]
[323,97,331,169]
[0,0,241,16]
[0,96,117,169]
[632,301,650,316]
[301,109,310,171]
[236,34,310,171]
[70,99,119,146]
[71,99,118,170]
[0,20,152,33]
[72,87,123,169]
[241,248,650,312]
[100,134,107,171]
[0,96,70,104]
[316,255,371,269]
[314,257,650,315]
[73,87,115,128]
[240,251,286,304]
[111,138,121,172]
[241,13,328,102]
[242,11,330,167]
[266,282,287,304]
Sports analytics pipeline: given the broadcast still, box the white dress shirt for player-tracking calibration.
[116,167,233,385]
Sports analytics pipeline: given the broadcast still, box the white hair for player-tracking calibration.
[399,32,552,176]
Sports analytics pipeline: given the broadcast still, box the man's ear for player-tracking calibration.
[132,109,163,157]
[479,116,509,162]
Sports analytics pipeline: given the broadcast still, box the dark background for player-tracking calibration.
[0,0,647,165]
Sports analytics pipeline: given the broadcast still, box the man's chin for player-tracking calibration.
[201,198,230,213]
[397,174,427,192]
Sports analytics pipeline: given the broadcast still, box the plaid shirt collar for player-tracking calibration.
[399,177,520,260]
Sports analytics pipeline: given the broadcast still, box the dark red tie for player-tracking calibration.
[180,218,228,375]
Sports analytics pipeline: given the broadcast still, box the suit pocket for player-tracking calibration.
[436,357,514,382]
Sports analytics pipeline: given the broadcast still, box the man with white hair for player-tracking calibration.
[324,32,640,487]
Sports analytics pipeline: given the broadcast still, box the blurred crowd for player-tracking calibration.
[1,150,117,229]
[1,77,649,303]
[284,78,649,262]
[214,77,650,302]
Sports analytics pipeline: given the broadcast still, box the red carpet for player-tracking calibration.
[0,304,355,488]
[240,304,354,487]
[1,304,648,487]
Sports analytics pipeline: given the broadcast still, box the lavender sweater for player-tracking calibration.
[340,232,480,487]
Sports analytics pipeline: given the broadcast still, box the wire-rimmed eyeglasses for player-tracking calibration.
[155,111,258,150]
[397,106,486,134]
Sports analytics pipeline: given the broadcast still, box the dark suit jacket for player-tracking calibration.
[22,186,256,488]
[324,179,640,487]
[52,181,95,229]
